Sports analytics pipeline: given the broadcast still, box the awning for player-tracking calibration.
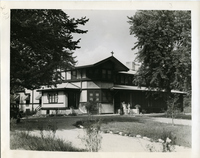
[14,95,20,101]
[35,94,42,100]
[111,85,187,94]
[24,95,30,100]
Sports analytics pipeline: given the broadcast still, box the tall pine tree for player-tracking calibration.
[11,9,89,91]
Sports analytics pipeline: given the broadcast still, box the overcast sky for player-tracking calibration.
[64,10,138,66]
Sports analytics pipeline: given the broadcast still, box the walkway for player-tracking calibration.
[29,128,191,152]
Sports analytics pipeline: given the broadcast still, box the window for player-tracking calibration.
[120,75,125,84]
[48,93,58,103]
[71,70,77,79]
[26,100,30,107]
[102,69,112,80]
[102,69,107,79]
[107,70,112,79]
[125,75,129,84]
[114,74,120,84]
[88,90,100,102]
[102,91,112,103]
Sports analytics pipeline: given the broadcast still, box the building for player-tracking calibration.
[14,55,186,115]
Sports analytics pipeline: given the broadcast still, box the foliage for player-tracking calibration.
[146,135,175,152]
[85,101,99,114]
[37,119,58,139]
[165,94,181,125]
[80,117,102,152]
[128,11,191,94]
[10,131,85,151]
[11,9,88,91]
[101,119,191,147]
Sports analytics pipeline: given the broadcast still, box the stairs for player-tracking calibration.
[35,105,41,112]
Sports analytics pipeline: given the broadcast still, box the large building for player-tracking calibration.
[13,55,186,115]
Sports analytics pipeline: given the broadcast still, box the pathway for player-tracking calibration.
[29,128,191,152]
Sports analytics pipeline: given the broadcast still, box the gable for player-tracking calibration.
[76,56,129,72]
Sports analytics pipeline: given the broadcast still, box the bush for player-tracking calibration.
[79,117,102,152]
[146,129,176,152]
[85,101,99,115]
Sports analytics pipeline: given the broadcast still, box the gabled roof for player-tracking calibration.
[75,56,129,72]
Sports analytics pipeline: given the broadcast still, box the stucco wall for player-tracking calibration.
[100,103,114,113]
[25,89,40,104]
[87,81,113,89]
[80,90,87,102]
[66,71,71,80]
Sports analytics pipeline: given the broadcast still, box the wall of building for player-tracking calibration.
[100,103,114,113]
[17,89,40,113]
[80,90,87,102]
[87,81,113,89]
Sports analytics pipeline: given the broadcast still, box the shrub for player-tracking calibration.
[166,94,182,125]
[80,117,102,152]
[85,101,99,115]
[146,130,176,152]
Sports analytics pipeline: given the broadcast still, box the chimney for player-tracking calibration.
[126,62,135,71]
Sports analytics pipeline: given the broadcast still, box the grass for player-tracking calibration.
[149,113,191,120]
[10,131,86,151]
[101,119,191,147]
[10,114,191,149]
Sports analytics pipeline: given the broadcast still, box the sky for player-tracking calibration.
[64,10,138,66]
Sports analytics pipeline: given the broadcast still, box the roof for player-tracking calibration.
[111,85,187,94]
[111,85,148,91]
[38,83,80,92]
[35,93,42,100]
[75,56,129,72]
[118,70,137,75]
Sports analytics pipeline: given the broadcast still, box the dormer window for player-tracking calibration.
[102,69,112,80]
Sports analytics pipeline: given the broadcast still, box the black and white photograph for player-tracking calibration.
[1,1,200,158]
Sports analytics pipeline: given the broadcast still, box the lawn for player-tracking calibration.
[10,115,191,148]
[10,131,86,151]
[149,113,191,120]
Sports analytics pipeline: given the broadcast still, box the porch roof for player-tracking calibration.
[111,85,148,91]
[38,83,80,92]
[111,85,187,94]
[14,95,20,101]
[35,93,42,100]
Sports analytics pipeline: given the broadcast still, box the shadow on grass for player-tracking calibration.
[10,131,86,151]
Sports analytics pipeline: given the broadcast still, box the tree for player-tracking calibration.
[128,11,191,95]
[11,9,89,91]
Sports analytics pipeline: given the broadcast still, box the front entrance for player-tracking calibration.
[114,91,133,113]
[68,91,80,109]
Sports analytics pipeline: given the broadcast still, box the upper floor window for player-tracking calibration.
[71,70,77,79]
[102,69,112,80]
[102,69,107,79]
[48,92,58,103]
